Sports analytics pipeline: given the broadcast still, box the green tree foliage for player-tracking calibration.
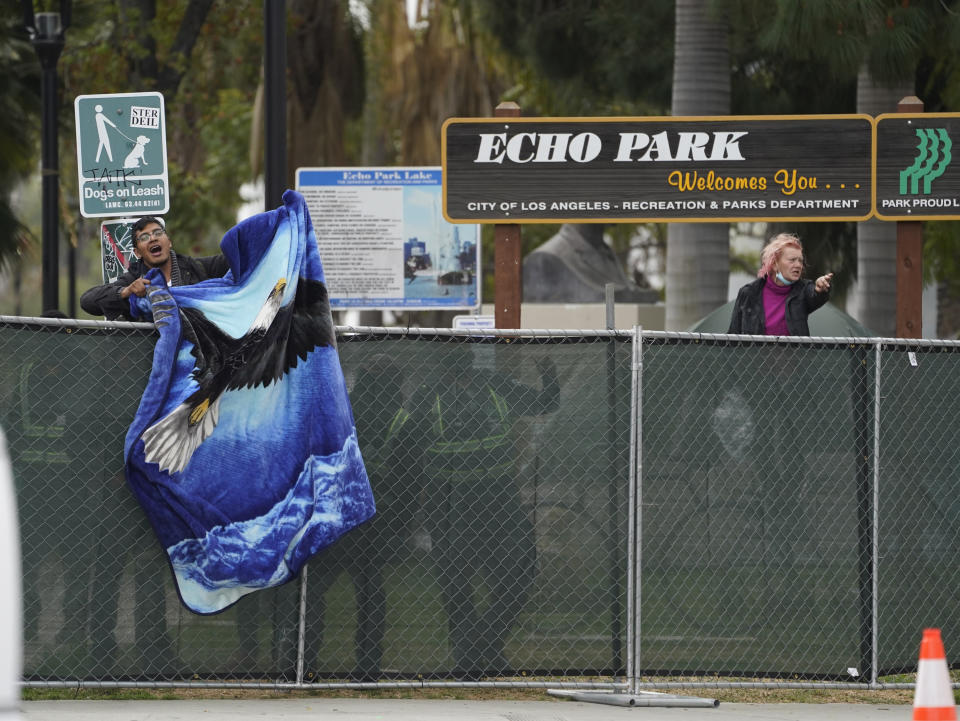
[756,0,960,323]
[468,0,676,310]
[364,0,504,165]
[664,0,731,330]
[758,0,930,84]
[280,0,366,177]
[726,5,858,300]
[0,13,40,271]
[7,0,960,325]
[472,0,675,116]
[58,0,263,255]
[925,221,960,290]
[726,2,856,114]
[363,0,514,320]
[468,0,879,311]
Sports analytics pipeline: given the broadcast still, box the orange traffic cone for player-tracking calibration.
[913,628,957,721]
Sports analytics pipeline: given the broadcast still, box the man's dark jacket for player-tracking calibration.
[80,251,230,320]
[727,277,829,336]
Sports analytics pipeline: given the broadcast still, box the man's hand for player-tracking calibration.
[120,277,151,299]
[815,272,833,293]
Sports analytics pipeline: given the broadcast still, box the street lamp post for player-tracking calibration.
[264,0,287,211]
[21,1,71,314]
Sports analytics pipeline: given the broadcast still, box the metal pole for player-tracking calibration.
[68,238,76,318]
[870,341,882,686]
[264,0,287,211]
[27,10,67,313]
[629,325,643,693]
[852,343,873,681]
[296,564,307,684]
[41,60,59,312]
[605,282,615,330]
[604,282,621,675]
[68,208,79,318]
[629,326,643,694]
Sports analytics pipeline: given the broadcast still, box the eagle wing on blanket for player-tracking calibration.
[141,277,335,474]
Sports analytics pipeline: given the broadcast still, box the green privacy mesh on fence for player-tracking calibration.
[0,319,630,686]
[875,345,960,675]
[638,335,960,684]
[640,338,873,680]
[1,317,959,689]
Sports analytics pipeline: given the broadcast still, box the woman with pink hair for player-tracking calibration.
[727,233,834,336]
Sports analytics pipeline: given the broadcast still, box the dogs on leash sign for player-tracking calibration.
[74,92,169,218]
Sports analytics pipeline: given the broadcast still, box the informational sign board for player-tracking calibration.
[442,115,874,223]
[74,92,169,217]
[875,113,960,221]
[296,167,480,310]
[99,218,138,283]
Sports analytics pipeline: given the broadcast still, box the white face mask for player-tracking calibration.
[775,271,794,285]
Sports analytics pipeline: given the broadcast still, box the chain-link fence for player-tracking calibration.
[632,332,960,691]
[1,316,958,690]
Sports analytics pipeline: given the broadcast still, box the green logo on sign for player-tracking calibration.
[900,128,952,195]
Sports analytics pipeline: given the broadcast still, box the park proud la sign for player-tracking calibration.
[442,115,874,223]
[875,112,960,221]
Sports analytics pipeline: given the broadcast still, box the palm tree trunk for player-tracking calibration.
[850,67,913,336]
[665,0,731,330]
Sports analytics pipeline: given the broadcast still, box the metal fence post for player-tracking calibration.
[297,565,307,685]
[605,284,622,674]
[852,342,874,681]
[871,341,882,686]
[627,325,642,694]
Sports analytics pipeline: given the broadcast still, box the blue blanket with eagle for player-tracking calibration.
[123,189,374,614]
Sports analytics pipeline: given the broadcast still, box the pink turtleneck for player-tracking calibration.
[762,276,791,335]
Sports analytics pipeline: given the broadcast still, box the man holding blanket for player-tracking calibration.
[81,192,373,688]
[81,216,230,320]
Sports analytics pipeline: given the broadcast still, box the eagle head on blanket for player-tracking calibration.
[252,278,287,330]
[124,190,374,615]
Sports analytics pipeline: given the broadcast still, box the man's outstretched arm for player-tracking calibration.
[80,269,141,319]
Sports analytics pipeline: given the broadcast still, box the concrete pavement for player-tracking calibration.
[20,698,912,720]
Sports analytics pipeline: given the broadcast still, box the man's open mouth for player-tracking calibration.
[149,243,163,255]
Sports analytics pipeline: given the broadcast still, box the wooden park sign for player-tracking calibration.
[446,107,959,334]
[442,115,874,223]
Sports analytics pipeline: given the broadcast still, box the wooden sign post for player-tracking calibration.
[493,101,522,329]
[895,96,924,338]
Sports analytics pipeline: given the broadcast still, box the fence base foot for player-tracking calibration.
[546,689,719,708]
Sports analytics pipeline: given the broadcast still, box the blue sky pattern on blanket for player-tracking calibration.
[123,190,374,614]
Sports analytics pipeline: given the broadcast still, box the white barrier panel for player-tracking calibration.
[0,428,21,720]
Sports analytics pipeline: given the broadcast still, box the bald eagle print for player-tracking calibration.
[123,191,374,614]
[141,276,336,474]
